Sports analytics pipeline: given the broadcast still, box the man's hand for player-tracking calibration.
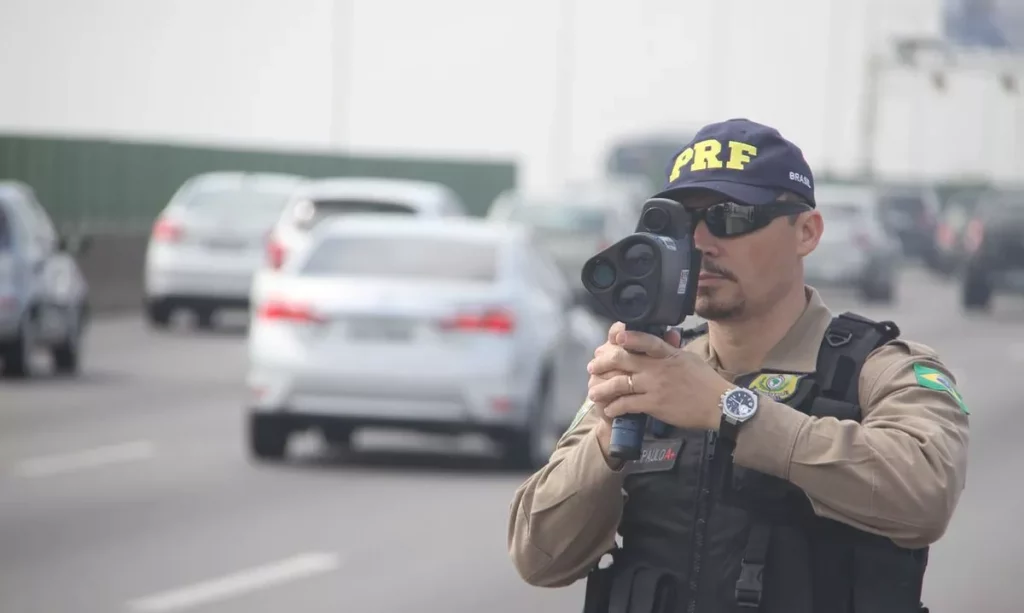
[587,323,683,457]
[586,327,731,432]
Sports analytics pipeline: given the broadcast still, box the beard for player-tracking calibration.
[694,259,745,320]
[695,286,746,321]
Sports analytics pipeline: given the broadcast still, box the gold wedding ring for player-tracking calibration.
[627,374,635,395]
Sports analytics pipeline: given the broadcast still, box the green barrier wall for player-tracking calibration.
[0,134,518,231]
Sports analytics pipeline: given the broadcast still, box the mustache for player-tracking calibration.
[701,260,737,281]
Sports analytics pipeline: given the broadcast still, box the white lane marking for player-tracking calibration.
[11,440,157,478]
[126,552,342,613]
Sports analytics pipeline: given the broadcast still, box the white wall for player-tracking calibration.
[0,0,336,148]
[1,0,1021,192]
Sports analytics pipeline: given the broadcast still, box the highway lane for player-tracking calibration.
[1,266,1022,613]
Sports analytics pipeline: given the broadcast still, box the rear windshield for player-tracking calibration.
[299,236,498,282]
[879,194,924,214]
[316,199,417,215]
[818,203,868,221]
[184,187,294,224]
[507,204,608,234]
[295,199,419,227]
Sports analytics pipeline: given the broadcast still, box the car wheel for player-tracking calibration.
[861,279,895,304]
[962,271,992,311]
[322,425,354,450]
[52,304,84,375]
[146,299,172,329]
[501,371,557,470]
[0,318,32,379]
[195,307,216,330]
[248,413,290,461]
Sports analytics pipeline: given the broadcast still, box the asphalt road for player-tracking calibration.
[2,266,1021,613]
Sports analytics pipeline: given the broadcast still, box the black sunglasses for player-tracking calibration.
[688,201,812,238]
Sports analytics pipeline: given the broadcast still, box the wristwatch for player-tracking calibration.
[718,387,759,443]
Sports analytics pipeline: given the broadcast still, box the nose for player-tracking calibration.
[692,218,720,257]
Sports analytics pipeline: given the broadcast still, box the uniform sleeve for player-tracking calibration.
[507,400,627,587]
[732,339,970,549]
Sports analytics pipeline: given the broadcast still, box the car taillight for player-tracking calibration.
[964,219,984,252]
[936,223,955,249]
[152,217,182,243]
[440,308,515,333]
[266,237,286,270]
[257,299,324,324]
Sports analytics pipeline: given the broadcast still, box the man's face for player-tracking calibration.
[680,190,822,321]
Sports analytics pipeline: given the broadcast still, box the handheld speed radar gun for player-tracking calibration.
[580,198,702,461]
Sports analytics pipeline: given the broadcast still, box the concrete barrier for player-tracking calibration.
[78,231,149,315]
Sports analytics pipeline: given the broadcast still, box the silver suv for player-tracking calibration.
[0,181,90,378]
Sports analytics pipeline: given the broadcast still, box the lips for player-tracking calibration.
[699,273,725,281]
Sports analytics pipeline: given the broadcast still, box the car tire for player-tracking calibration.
[501,370,557,471]
[322,425,354,449]
[248,413,290,461]
[146,299,172,329]
[962,271,992,311]
[861,280,895,304]
[52,303,86,376]
[0,319,31,379]
[195,308,216,330]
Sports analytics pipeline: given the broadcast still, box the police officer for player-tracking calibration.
[507,118,970,613]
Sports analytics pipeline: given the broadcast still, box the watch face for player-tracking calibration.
[725,389,758,420]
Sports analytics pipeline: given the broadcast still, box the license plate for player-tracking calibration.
[204,237,248,250]
[346,318,414,342]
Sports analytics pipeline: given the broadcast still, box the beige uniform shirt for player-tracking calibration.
[507,288,970,588]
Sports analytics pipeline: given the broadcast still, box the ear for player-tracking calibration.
[795,210,823,257]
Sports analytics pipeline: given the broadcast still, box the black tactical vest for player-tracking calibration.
[582,312,930,613]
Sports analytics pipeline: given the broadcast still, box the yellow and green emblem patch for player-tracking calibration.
[748,373,803,402]
[914,363,969,415]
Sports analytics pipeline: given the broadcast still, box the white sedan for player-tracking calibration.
[245,214,604,468]
[143,172,305,329]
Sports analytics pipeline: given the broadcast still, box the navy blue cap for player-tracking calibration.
[654,118,815,207]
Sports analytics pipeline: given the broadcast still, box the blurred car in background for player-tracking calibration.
[486,183,636,319]
[574,175,655,221]
[246,215,602,469]
[931,187,990,276]
[805,183,901,303]
[876,184,943,262]
[263,177,467,272]
[960,188,1024,311]
[144,172,305,329]
[604,131,696,192]
[0,181,90,378]
[252,177,469,312]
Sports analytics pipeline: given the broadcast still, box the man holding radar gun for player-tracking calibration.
[507,118,969,613]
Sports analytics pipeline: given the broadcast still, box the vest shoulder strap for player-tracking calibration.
[678,322,708,345]
[735,314,910,610]
[814,312,900,412]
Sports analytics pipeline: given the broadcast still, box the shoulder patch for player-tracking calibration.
[748,373,804,402]
[566,399,594,433]
[914,363,969,415]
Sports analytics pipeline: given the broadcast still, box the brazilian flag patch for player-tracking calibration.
[914,363,969,415]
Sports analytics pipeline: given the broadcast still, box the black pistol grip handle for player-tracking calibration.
[607,323,666,460]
